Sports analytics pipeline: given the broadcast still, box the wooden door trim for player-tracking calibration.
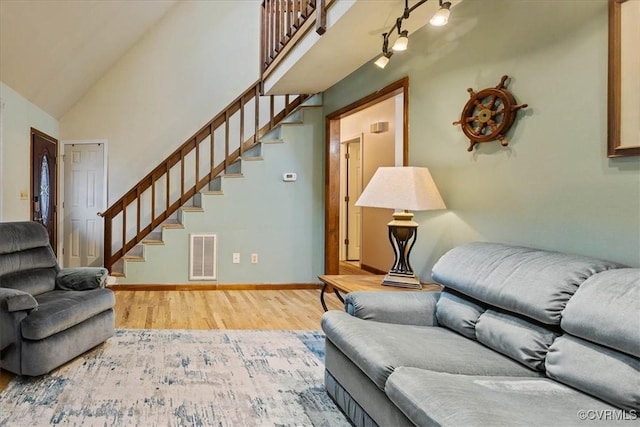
[324,77,409,274]
[30,128,59,253]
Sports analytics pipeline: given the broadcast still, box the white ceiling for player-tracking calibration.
[0,0,176,119]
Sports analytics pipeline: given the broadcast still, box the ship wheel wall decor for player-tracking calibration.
[453,75,528,152]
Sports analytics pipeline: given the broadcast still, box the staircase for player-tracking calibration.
[102,80,319,277]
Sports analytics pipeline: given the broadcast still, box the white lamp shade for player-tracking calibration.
[392,34,408,51]
[374,55,390,69]
[355,167,446,211]
[430,7,450,26]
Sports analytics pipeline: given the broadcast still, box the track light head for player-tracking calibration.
[430,1,451,26]
[392,30,409,52]
[374,51,393,69]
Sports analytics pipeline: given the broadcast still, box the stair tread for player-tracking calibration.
[201,190,224,195]
[142,239,164,245]
[179,206,204,212]
[222,173,243,178]
[241,156,263,161]
[161,219,184,229]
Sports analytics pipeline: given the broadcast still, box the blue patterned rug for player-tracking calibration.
[0,329,349,426]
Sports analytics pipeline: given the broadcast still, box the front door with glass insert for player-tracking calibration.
[31,128,58,254]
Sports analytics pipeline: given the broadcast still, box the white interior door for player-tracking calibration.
[64,143,105,267]
[346,141,362,261]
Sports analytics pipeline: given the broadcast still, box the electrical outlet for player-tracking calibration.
[251,253,258,264]
[232,253,240,264]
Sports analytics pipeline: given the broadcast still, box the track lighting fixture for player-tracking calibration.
[430,0,451,26]
[374,0,452,69]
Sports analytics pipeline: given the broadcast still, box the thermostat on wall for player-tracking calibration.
[283,172,297,182]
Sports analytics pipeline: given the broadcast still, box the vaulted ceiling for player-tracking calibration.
[0,0,176,119]
[1,0,455,120]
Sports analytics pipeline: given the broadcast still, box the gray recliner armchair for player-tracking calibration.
[0,221,115,376]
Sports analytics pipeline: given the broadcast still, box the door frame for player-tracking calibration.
[31,128,59,254]
[61,139,108,267]
[340,134,363,262]
[324,77,409,274]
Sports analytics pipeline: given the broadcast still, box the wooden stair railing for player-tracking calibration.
[261,0,329,74]
[101,80,310,273]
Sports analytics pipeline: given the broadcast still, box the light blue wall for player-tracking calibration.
[323,0,640,279]
[120,107,324,284]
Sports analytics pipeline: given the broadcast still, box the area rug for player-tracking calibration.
[0,329,349,427]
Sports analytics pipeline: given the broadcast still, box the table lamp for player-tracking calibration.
[355,166,446,288]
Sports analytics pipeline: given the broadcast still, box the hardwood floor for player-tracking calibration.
[0,288,344,391]
[338,261,373,275]
[114,288,343,329]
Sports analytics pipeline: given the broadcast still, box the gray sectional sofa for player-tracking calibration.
[322,242,639,426]
[0,221,115,376]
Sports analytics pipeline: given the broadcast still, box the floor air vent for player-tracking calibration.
[189,233,217,280]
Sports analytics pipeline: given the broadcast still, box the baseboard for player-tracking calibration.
[359,263,387,275]
[107,283,323,291]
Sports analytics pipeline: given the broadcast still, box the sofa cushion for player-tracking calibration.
[346,291,440,327]
[0,267,57,296]
[545,334,640,412]
[56,267,108,291]
[0,246,58,277]
[0,222,50,254]
[561,268,640,358]
[476,310,560,371]
[435,290,485,340]
[321,310,540,391]
[2,288,38,312]
[21,289,115,340]
[21,310,115,376]
[431,242,621,325]
[386,367,632,427]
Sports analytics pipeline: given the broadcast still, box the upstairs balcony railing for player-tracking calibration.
[261,0,329,75]
[101,80,310,273]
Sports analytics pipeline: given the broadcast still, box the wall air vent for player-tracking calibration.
[189,233,217,280]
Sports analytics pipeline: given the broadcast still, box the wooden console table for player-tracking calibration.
[318,274,442,312]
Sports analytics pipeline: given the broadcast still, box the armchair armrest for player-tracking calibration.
[345,291,441,326]
[0,287,38,312]
[55,267,108,291]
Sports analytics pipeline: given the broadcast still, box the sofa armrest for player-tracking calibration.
[55,267,108,291]
[345,291,441,326]
[0,287,38,312]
